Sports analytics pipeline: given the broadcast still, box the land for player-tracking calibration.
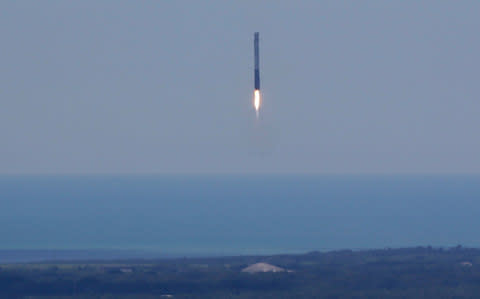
[2,246,480,298]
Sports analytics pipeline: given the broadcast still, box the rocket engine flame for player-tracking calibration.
[254,89,261,117]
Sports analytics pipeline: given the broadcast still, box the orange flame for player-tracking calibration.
[254,89,261,113]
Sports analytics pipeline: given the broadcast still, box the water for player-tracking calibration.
[1,175,479,256]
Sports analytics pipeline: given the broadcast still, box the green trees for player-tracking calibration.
[2,247,480,298]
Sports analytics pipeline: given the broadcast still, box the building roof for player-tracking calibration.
[241,262,285,273]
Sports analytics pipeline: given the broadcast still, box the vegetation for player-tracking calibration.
[2,246,480,298]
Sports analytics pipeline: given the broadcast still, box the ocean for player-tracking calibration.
[1,175,479,259]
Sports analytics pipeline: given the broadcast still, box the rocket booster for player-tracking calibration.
[253,32,261,116]
[254,32,260,90]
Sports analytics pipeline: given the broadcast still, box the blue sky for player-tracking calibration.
[1,1,479,174]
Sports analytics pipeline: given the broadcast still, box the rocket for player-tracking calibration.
[254,32,260,90]
[253,32,261,116]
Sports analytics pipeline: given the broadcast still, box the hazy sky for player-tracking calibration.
[1,1,480,174]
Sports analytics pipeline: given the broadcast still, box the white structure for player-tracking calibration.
[241,262,285,273]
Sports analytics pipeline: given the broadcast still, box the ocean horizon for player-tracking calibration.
[2,174,479,257]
